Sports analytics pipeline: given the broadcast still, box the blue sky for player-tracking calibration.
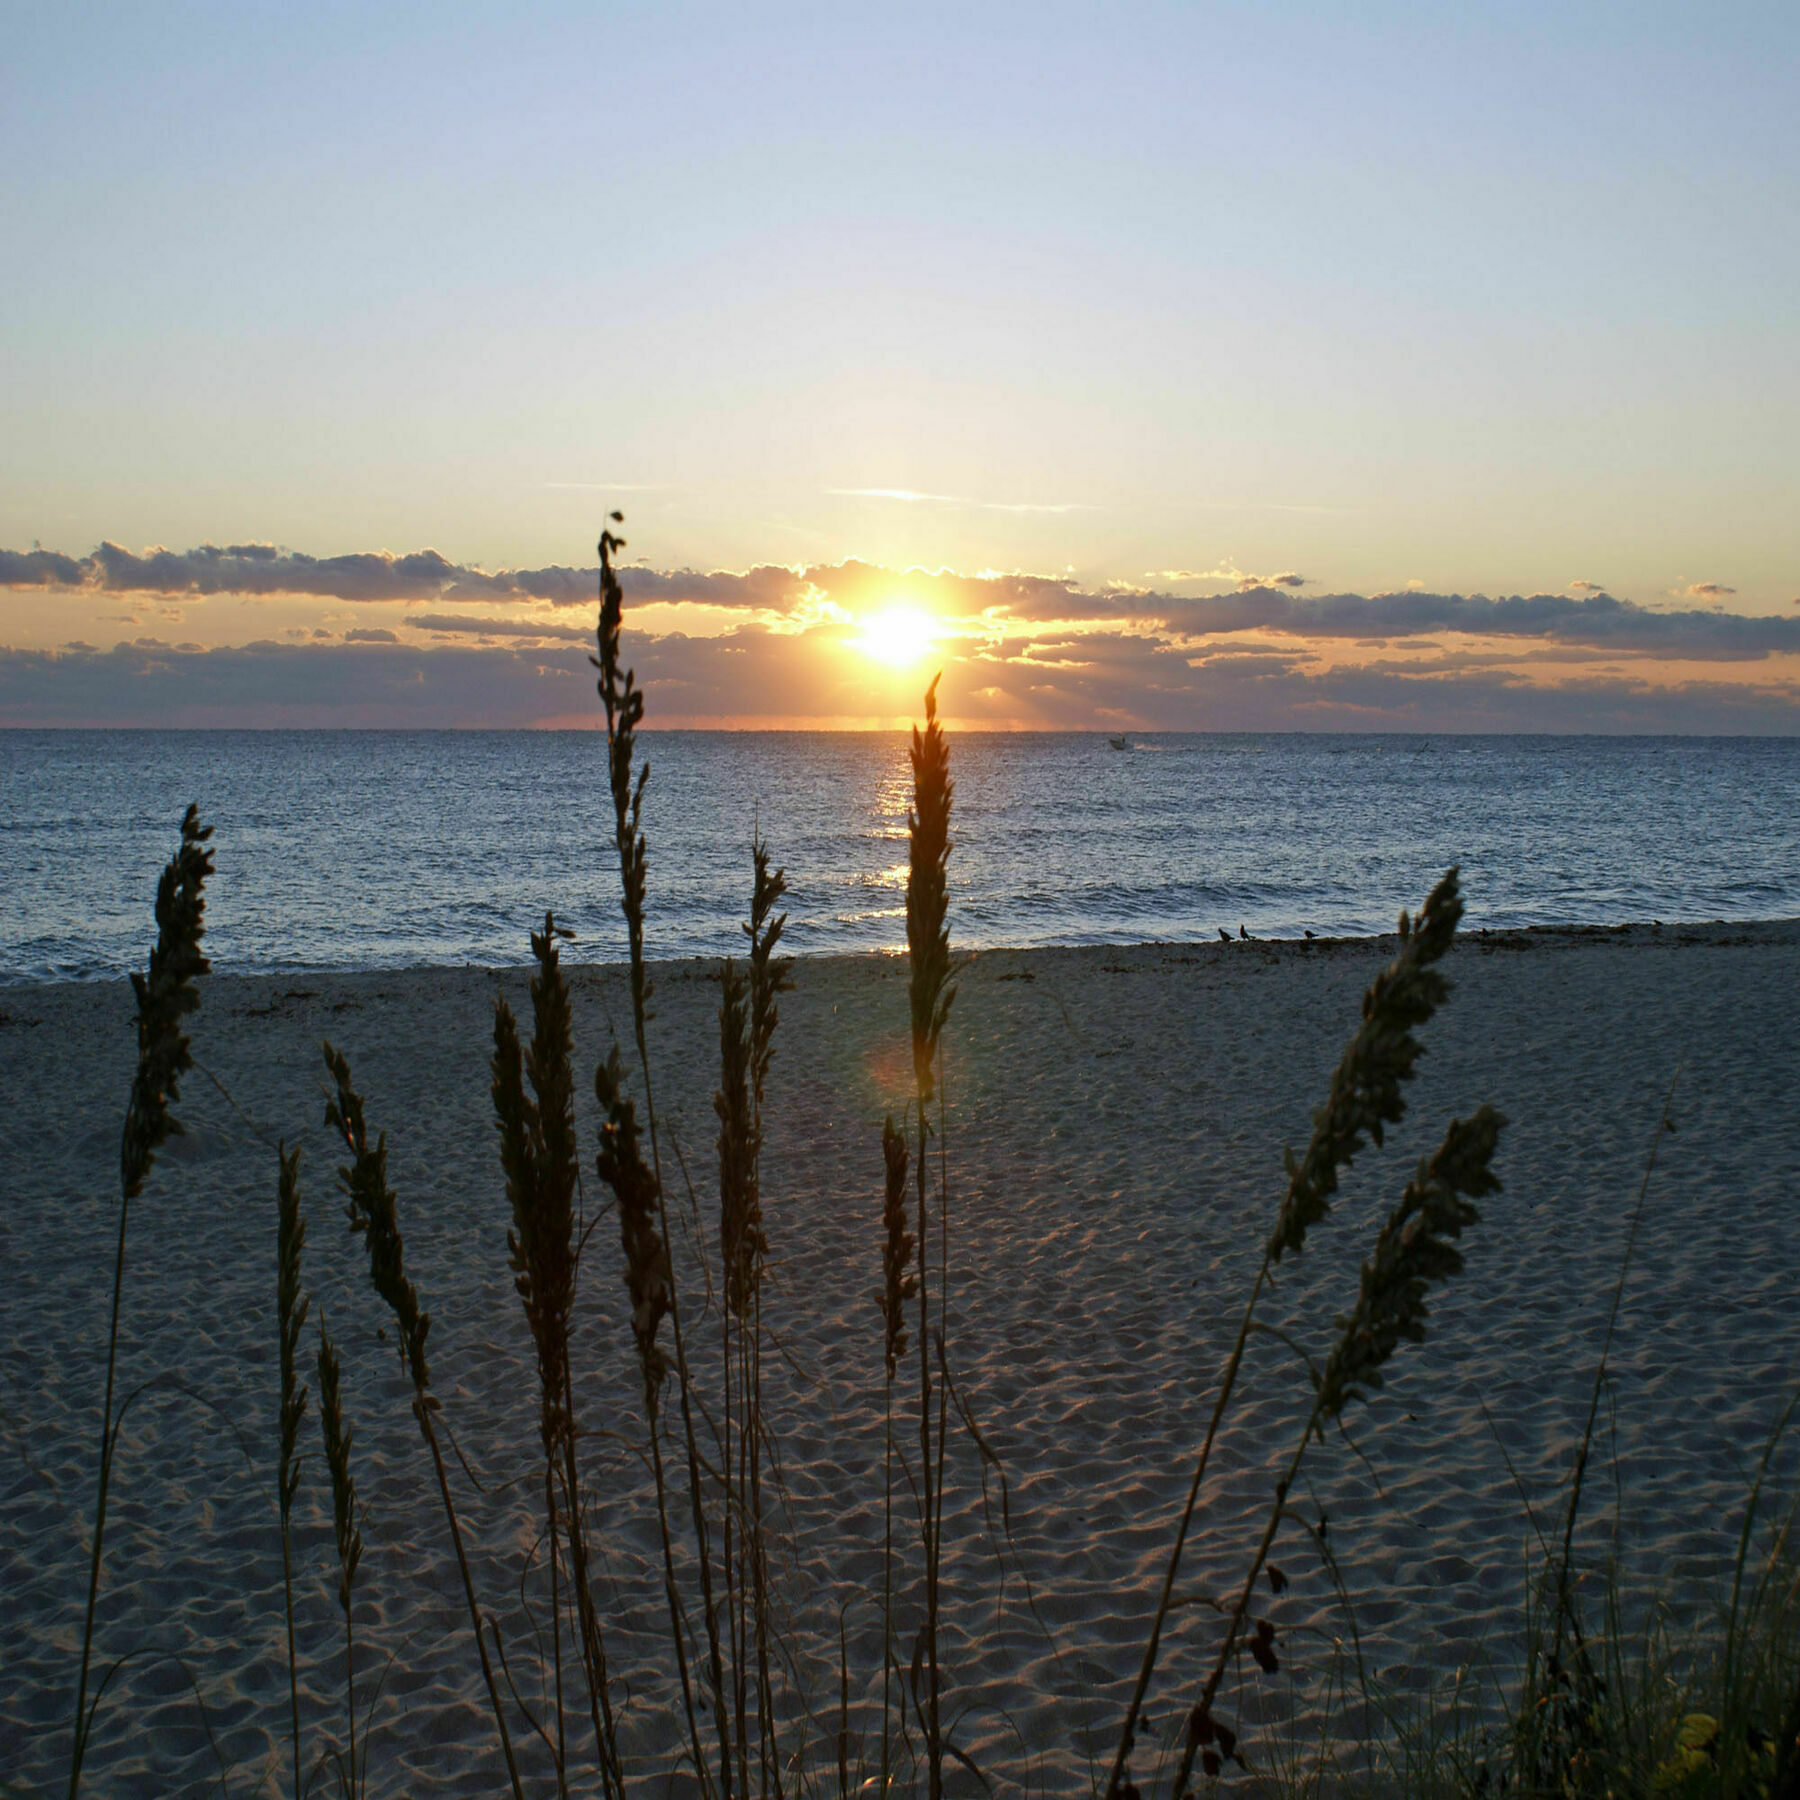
[3,2,1796,726]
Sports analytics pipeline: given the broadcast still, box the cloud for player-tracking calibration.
[0,540,597,605]
[404,612,591,641]
[1569,580,1608,595]
[1153,587,1800,661]
[1685,582,1737,600]
[0,547,86,587]
[8,541,1799,665]
[344,627,398,643]
[1148,563,1307,592]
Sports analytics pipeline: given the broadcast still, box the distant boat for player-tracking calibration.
[1108,734,1132,751]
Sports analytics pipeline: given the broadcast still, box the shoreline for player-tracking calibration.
[4,913,1796,998]
[4,922,1797,1790]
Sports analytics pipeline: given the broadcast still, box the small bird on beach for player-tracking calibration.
[1305,929,1315,939]
[1218,927,1231,942]
[1239,924,1251,940]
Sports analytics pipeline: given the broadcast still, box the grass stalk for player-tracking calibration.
[904,675,957,1799]
[593,515,732,1797]
[1107,866,1467,1799]
[714,833,792,1795]
[559,1354,626,1796]
[745,832,791,1799]
[717,958,753,1790]
[1548,1068,1682,1671]
[596,1048,708,1783]
[69,803,213,1800]
[717,957,753,1790]
[879,1112,915,1791]
[317,1317,363,1798]
[276,1144,310,1800]
[322,1041,525,1800]
[1169,1104,1504,1798]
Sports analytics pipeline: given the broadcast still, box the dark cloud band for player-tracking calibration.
[2,631,1796,734]
[5,542,1796,661]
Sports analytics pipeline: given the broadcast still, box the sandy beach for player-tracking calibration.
[3,920,1798,1795]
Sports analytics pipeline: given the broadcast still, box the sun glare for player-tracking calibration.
[854,605,939,668]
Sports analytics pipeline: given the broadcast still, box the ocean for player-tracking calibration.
[3,729,1796,982]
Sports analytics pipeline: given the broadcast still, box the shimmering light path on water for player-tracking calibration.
[3,731,1796,981]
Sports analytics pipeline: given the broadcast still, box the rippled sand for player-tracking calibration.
[4,922,1798,1795]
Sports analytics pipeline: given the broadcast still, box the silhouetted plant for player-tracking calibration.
[906,673,957,1799]
[492,912,624,1797]
[709,835,793,1791]
[742,831,791,1794]
[316,1317,363,1797]
[1110,868,1470,1798]
[69,802,213,1800]
[590,514,734,1796]
[1171,1104,1505,1799]
[879,1110,914,1787]
[324,1041,526,1800]
[276,1144,309,1800]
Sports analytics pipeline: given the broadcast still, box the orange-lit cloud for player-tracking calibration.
[5,540,1798,731]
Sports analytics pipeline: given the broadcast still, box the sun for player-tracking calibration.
[853,605,940,669]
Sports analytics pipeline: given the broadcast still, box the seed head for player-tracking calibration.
[906,676,956,1104]
[1318,1105,1505,1417]
[596,1048,669,1390]
[1269,867,1464,1262]
[121,804,213,1202]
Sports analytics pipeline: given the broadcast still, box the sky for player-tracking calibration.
[3,1,1796,730]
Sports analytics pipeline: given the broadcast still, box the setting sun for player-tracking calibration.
[853,604,940,669]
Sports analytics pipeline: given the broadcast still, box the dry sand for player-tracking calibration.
[3,921,1798,1796]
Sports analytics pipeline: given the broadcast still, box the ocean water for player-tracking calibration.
[2,730,1796,982]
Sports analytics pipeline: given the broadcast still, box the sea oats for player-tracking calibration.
[904,674,956,1799]
[71,804,214,1800]
[715,958,757,1319]
[323,1042,523,1799]
[1170,1106,1505,1800]
[120,804,215,1203]
[492,913,624,1795]
[907,675,956,1107]
[1111,867,1471,1800]
[879,1113,915,1381]
[1269,867,1465,1263]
